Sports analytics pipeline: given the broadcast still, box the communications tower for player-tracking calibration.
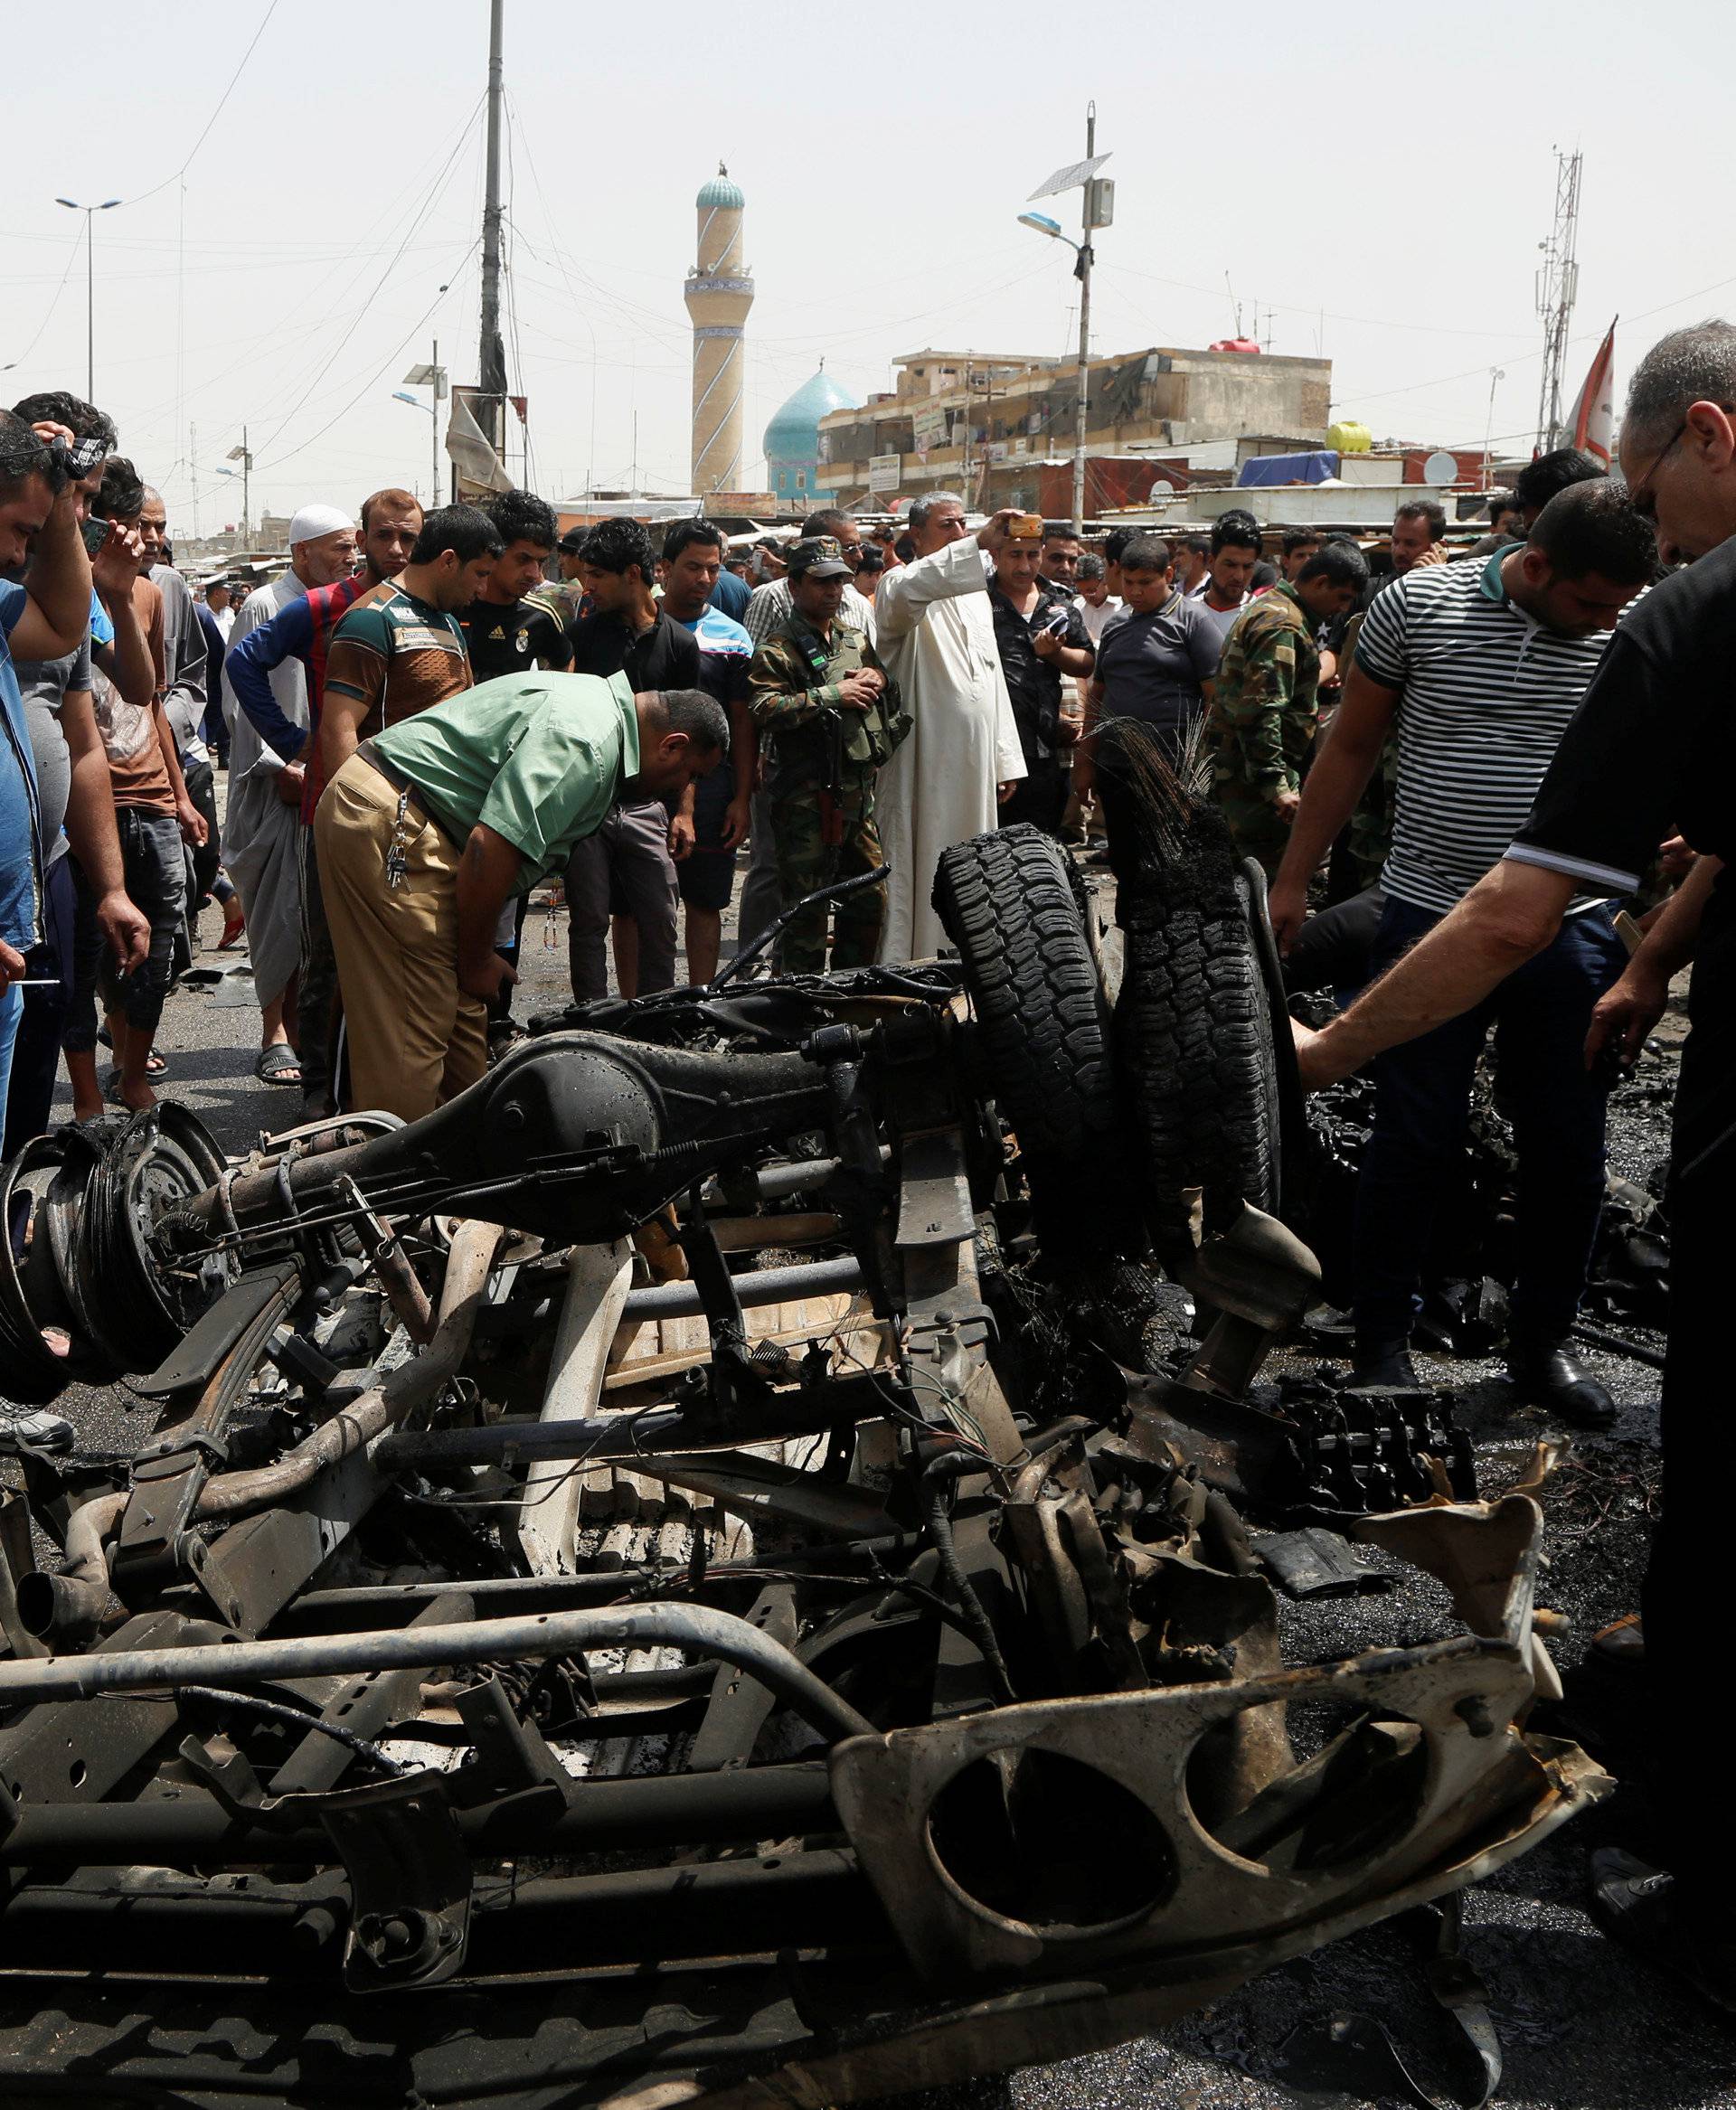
[1534,149,1583,455]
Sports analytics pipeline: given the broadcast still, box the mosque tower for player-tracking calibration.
[684,164,755,495]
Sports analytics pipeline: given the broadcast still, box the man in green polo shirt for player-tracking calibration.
[314,672,727,1119]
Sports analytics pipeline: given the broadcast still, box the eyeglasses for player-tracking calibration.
[1626,419,1686,524]
[1626,406,1736,523]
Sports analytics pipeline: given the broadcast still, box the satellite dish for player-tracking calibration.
[1422,450,1458,486]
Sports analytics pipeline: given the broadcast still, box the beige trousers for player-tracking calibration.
[313,754,487,1122]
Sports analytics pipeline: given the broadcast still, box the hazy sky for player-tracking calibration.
[5,0,1731,532]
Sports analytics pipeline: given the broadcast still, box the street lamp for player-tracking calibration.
[221,430,251,541]
[401,343,448,505]
[1018,109,1112,533]
[54,196,122,400]
[1483,368,1506,492]
[392,391,439,507]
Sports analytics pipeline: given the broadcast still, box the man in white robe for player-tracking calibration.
[873,499,1024,963]
[221,504,355,1084]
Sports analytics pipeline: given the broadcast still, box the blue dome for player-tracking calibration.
[764,368,860,457]
[697,165,744,210]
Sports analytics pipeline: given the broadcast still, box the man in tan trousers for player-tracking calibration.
[315,671,726,1120]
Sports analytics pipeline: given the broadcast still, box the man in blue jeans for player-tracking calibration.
[1269,479,1660,1424]
[0,413,100,1112]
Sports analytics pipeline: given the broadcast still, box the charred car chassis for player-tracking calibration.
[0,807,1608,2109]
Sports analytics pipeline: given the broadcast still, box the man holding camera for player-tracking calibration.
[2,396,156,1142]
[0,412,106,1107]
[988,522,1094,837]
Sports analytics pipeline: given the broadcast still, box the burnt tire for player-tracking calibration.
[933,824,1138,1245]
[1118,858,1283,1251]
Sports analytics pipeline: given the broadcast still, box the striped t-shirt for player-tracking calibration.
[1354,552,1626,916]
[325,584,471,749]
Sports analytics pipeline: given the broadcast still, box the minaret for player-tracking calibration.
[684,164,755,495]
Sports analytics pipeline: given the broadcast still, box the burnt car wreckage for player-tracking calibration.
[0,734,1609,2109]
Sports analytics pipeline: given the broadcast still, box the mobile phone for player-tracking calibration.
[80,515,111,558]
[1009,512,1043,541]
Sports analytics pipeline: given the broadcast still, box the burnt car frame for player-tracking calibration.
[0,805,1608,2109]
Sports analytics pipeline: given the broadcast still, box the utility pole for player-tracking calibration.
[189,420,199,540]
[1072,104,1095,535]
[961,357,972,505]
[1483,368,1505,490]
[1018,108,1111,530]
[477,0,508,472]
[1534,148,1582,455]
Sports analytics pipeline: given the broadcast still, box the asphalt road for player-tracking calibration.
[14,872,1732,2110]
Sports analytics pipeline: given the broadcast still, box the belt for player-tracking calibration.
[357,741,464,850]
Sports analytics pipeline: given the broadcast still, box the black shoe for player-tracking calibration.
[1590,1848,1736,2019]
[1505,1341,1618,1428]
[1351,1339,1419,1389]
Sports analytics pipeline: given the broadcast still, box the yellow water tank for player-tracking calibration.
[1327,420,1373,454]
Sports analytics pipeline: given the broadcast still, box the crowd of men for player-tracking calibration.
[4,329,1736,2008]
[0,397,1662,1210]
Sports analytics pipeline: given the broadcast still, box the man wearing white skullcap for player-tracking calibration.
[223,489,420,1114]
[220,504,356,1084]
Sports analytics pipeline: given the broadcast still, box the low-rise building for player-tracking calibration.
[816,344,1332,513]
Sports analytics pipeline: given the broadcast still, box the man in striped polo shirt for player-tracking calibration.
[1289,322,1736,2007]
[1270,481,1657,1420]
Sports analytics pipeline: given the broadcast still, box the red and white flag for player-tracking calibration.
[1569,319,1618,466]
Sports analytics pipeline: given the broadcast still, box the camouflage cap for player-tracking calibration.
[786,535,854,579]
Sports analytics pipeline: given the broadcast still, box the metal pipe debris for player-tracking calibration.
[0,1602,876,1743]
[621,1254,863,1322]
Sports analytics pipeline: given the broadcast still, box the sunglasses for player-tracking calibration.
[53,434,110,477]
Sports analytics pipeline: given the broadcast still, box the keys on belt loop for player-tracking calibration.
[384,786,413,890]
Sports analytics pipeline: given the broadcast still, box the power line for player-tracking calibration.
[1,223,84,374]
[249,98,484,464]
[125,0,283,206]
[254,240,479,476]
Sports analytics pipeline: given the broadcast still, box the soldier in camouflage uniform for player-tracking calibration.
[748,538,909,973]
[1203,542,1370,877]
[1345,726,1401,889]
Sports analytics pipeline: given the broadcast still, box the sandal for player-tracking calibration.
[255,1042,303,1087]
[218,907,248,950]
[98,1031,167,1076]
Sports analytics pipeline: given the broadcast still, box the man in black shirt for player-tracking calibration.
[1295,321,1736,2011]
[562,519,700,1001]
[989,527,1093,835]
[457,490,571,680]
